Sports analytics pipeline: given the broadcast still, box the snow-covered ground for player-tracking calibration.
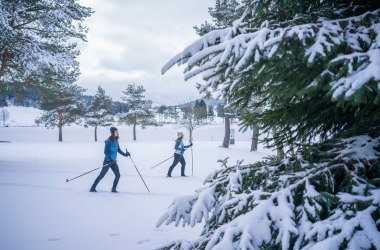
[1,106,42,127]
[0,107,273,250]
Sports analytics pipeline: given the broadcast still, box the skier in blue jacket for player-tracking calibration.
[167,132,193,177]
[90,127,130,193]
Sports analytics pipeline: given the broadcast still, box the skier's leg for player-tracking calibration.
[167,154,181,176]
[90,162,111,191]
[110,162,121,192]
[180,156,186,176]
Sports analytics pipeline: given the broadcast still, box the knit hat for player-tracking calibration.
[110,127,118,133]
[177,132,184,138]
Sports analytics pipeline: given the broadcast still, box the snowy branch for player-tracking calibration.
[157,135,380,249]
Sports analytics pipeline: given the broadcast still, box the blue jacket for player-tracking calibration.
[174,138,191,156]
[104,138,128,161]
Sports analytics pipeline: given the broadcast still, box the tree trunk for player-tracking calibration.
[222,107,230,148]
[0,49,9,79]
[58,111,63,142]
[250,124,259,152]
[133,122,137,141]
[272,128,284,159]
[94,125,98,142]
[189,127,193,143]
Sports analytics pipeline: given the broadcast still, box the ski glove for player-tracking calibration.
[126,152,131,157]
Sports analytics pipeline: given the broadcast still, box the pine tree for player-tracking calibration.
[0,0,92,92]
[207,105,214,123]
[194,99,208,122]
[159,0,380,248]
[36,70,85,142]
[85,86,115,142]
[194,0,242,35]
[216,103,225,119]
[162,0,380,150]
[119,83,155,141]
[157,105,167,124]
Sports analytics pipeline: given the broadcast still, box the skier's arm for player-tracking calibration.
[184,143,193,148]
[118,145,130,157]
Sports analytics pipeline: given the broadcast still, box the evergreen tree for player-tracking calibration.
[159,0,380,248]
[157,105,167,124]
[119,83,155,140]
[167,106,179,123]
[0,96,7,107]
[194,0,242,35]
[0,0,92,92]
[216,103,225,118]
[162,0,380,149]
[194,99,208,122]
[36,70,85,142]
[113,101,129,114]
[195,2,242,149]
[85,86,115,142]
[207,105,214,123]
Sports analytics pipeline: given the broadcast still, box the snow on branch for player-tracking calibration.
[157,135,380,249]
[161,9,380,100]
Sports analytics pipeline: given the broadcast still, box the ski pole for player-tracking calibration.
[129,156,151,193]
[66,167,101,182]
[150,155,174,169]
[191,144,194,176]
[65,163,106,182]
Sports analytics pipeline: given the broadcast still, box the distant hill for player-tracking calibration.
[175,98,224,109]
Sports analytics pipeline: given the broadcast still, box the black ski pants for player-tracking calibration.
[91,160,120,191]
[167,154,186,176]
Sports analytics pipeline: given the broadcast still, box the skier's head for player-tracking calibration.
[177,132,184,139]
[110,127,119,140]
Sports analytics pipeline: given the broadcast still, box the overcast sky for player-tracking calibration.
[77,0,214,106]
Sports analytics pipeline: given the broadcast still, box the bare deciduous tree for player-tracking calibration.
[1,108,10,126]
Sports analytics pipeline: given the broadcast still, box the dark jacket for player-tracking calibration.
[174,138,192,156]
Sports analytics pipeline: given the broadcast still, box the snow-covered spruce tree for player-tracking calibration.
[157,135,380,249]
[0,0,92,92]
[162,0,380,148]
[196,1,243,150]
[194,0,242,36]
[119,83,155,141]
[157,0,380,249]
[36,70,85,142]
[85,86,115,142]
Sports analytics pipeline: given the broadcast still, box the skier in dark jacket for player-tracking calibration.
[90,127,130,193]
[167,132,193,177]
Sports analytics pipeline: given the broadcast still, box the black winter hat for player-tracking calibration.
[110,127,118,133]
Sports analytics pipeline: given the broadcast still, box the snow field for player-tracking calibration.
[0,124,272,250]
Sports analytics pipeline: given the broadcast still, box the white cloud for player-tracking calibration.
[77,0,214,105]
